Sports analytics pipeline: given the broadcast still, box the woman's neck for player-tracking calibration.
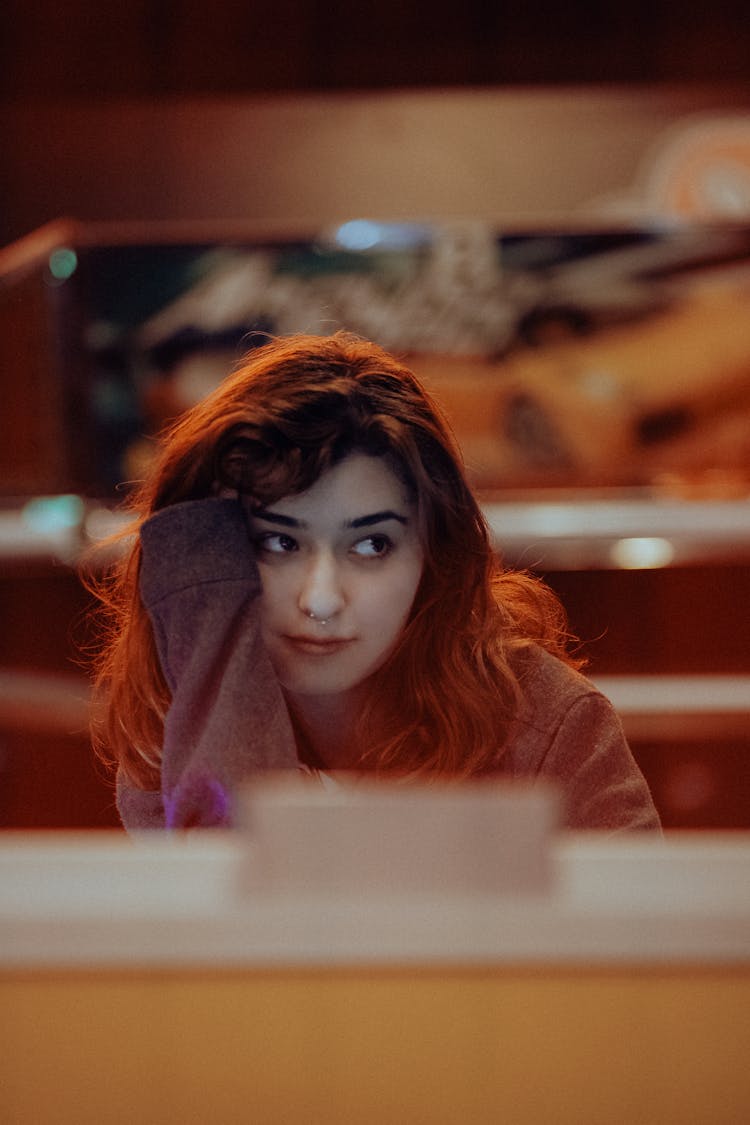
[285,688,366,770]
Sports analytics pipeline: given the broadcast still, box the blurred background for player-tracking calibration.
[1,0,749,829]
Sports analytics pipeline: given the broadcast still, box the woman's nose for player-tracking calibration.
[298,550,346,622]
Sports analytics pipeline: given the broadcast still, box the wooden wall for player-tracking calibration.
[2,0,750,99]
[2,85,750,250]
[2,1,750,245]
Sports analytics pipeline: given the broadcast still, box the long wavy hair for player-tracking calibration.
[88,331,579,789]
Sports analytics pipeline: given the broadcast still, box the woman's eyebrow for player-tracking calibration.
[347,510,408,529]
[252,509,303,528]
[251,508,408,530]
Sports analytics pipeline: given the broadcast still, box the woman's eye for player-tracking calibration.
[257,533,298,555]
[351,534,392,559]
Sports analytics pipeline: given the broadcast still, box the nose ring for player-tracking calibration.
[307,610,328,626]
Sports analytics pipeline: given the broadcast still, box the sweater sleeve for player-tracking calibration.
[116,497,298,831]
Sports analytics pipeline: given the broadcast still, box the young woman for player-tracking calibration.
[90,331,660,831]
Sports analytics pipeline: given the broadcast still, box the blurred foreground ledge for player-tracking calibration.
[1,828,749,966]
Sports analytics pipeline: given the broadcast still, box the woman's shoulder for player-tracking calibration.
[502,644,662,831]
[510,644,602,729]
[500,642,623,775]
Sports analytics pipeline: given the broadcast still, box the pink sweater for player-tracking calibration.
[116,499,660,833]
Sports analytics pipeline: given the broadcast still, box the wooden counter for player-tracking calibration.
[1,831,748,1124]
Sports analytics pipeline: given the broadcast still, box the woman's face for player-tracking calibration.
[247,452,424,710]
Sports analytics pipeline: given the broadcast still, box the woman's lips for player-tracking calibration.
[284,635,354,656]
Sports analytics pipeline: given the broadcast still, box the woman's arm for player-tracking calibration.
[118,497,298,830]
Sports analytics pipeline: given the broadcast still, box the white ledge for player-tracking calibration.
[1,831,748,969]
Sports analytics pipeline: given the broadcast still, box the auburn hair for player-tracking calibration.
[87,331,579,789]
